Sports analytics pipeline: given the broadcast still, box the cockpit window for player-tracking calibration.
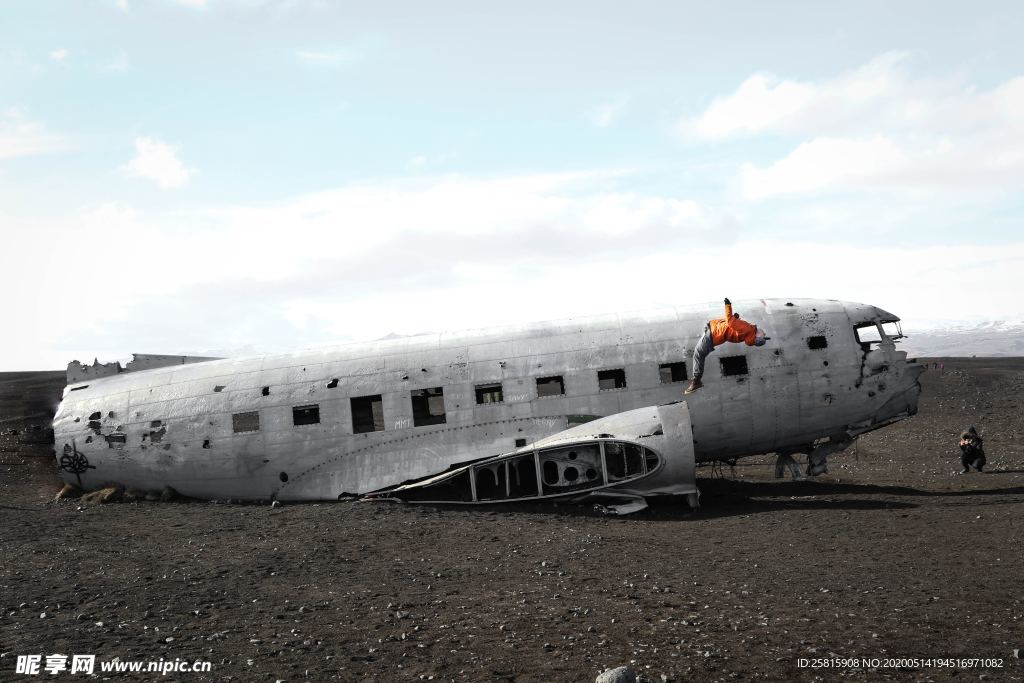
[855,323,882,346]
[880,321,903,340]
[855,319,903,348]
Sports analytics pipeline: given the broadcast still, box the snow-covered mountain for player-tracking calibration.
[900,321,1024,357]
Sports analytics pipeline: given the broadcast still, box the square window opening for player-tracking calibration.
[475,383,503,405]
[412,387,446,426]
[807,335,828,350]
[720,356,749,377]
[659,362,688,384]
[351,394,384,434]
[292,404,320,426]
[880,321,903,339]
[536,375,565,397]
[597,368,627,391]
[855,323,882,347]
[232,411,260,434]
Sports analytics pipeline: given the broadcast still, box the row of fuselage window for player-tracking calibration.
[229,361,691,436]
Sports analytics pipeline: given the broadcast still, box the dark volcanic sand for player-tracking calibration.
[1,361,1022,682]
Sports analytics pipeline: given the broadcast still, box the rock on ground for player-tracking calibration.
[596,665,637,683]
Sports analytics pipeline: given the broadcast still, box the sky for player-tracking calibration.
[2,1,1022,370]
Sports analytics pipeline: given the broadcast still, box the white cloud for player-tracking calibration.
[279,242,1024,338]
[590,94,629,128]
[741,135,906,199]
[115,0,129,10]
[683,53,1024,198]
[4,171,1023,369]
[0,173,740,368]
[175,0,207,8]
[122,136,193,188]
[49,49,68,62]
[213,172,736,249]
[0,109,67,159]
[680,52,911,140]
[740,130,1024,199]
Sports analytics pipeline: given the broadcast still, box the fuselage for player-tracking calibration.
[53,298,923,501]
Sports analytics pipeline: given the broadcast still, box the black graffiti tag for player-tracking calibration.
[60,441,95,487]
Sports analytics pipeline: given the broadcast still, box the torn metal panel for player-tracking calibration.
[66,353,221,385]
[66,359,123,385]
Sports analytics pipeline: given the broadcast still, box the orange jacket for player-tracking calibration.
[709,300,759,346]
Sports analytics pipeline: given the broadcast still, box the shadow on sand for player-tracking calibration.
[424,477,1024,521]
[696,478,1024,500]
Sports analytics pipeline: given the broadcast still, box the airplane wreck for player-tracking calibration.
[52,298,923,512]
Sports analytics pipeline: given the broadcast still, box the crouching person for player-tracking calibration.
[958,426,986,473]
[685,298,766,395]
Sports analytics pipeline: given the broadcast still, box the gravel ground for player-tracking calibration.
[1,360,1022,682]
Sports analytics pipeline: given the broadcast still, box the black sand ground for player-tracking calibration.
[1,360,1022,682]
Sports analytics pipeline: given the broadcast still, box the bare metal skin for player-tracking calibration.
[53,298,923,504]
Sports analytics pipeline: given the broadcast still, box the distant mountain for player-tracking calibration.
[901,321,1024,357]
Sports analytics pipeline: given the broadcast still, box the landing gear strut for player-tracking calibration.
[774,435,854,480]
[774,453,804,480]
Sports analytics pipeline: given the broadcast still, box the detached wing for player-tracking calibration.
[370,402,697,505]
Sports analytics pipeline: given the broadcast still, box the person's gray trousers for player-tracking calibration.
[691,324,715,380]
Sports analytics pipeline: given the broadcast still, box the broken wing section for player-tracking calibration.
[373,402,697,505]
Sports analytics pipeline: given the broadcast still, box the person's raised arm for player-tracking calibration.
[724,297,733,319]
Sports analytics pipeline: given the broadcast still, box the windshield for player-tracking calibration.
[880,320,903,339]
[855,323,882,345]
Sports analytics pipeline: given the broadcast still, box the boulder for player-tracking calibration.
[596,666,637,683]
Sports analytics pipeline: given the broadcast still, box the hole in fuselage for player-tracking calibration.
[543,460,559,485]
[807,335,828,350]
[720,356,749,376]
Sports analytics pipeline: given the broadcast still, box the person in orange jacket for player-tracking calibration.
[685,298,766,394]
